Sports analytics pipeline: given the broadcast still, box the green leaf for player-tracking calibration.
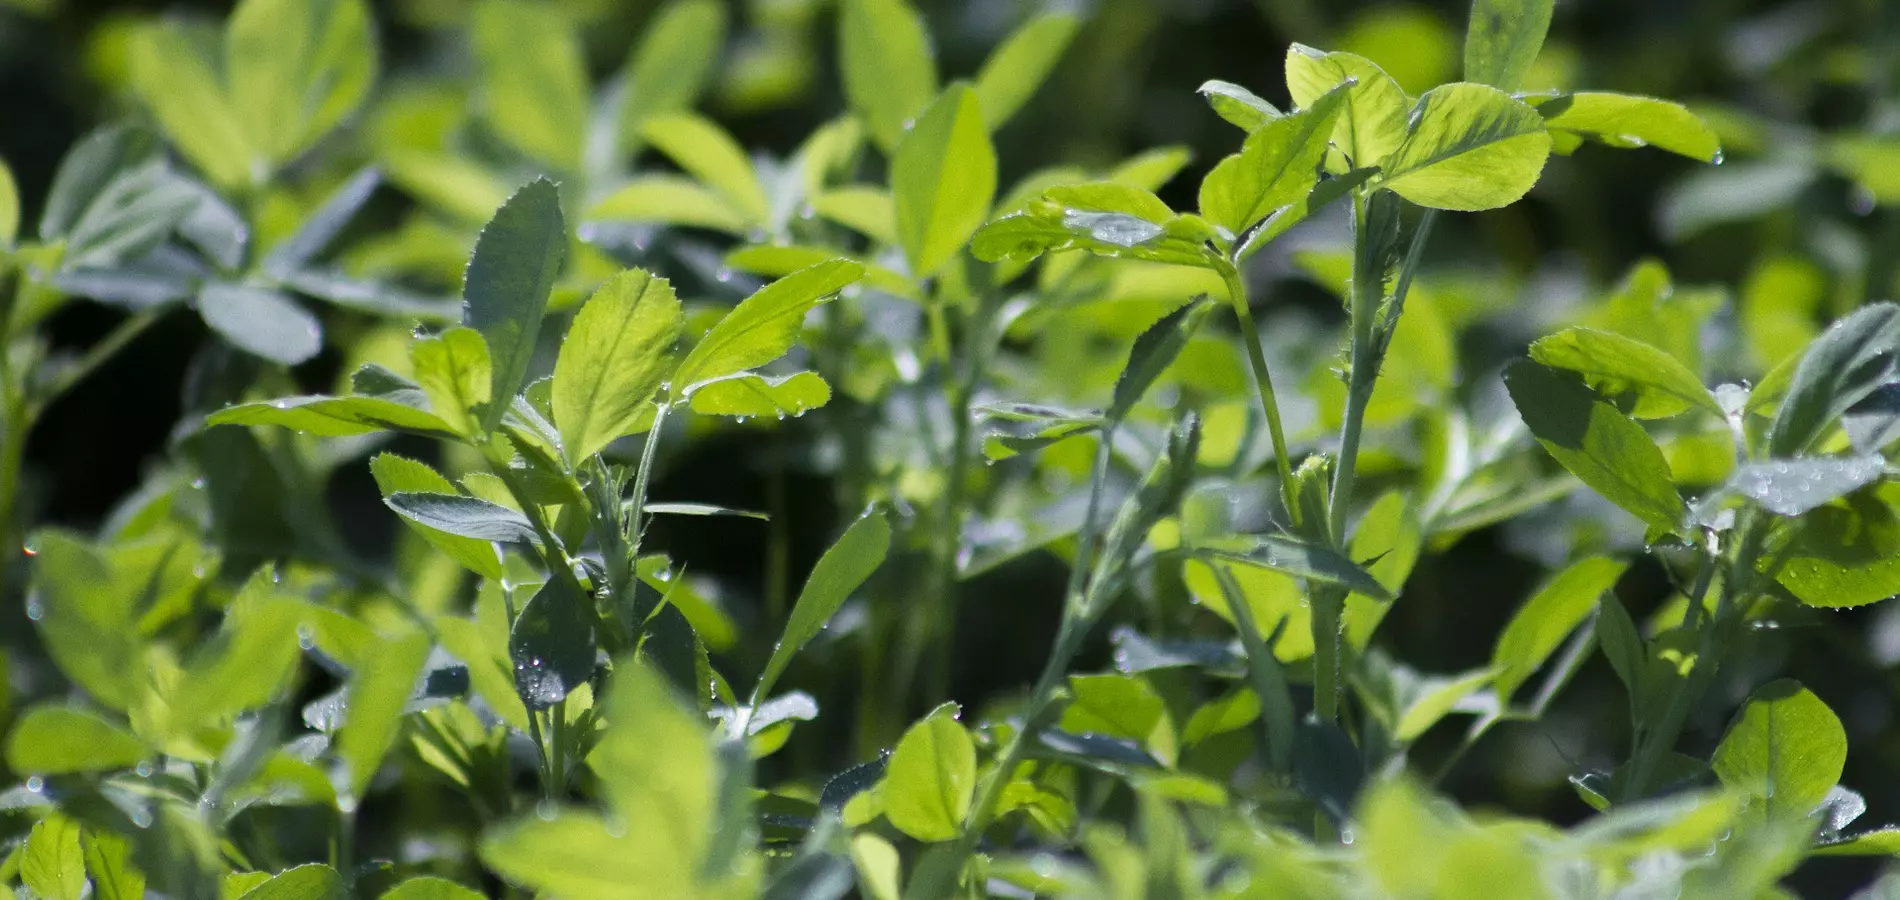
[1491,556,1629,707]
[233,864,344,900]
[1764,493,1900,609]
[750,508,890,707]
[1061,674,1176,764]
[262,167,381,275]
[25,531,144,710]
[1380,82,1551,211]
[472,0,587,169]
[225,0,376,166]
[1713,680,1846,825]
[371,455,502,578]
[618,0,727,146]
[809,187,898,245]
[82,829,145,900]
[386,492,538,544]
[689,371,833,418]
[1198,84,1347,234]
[553,268,683,462]
[1198,80,1282,132]
[0,160,16,245]
[4,706,149,775]
[338,629,431,799]
[584,660,715,880]
[126,24,253,188]
[509,578,595,711]
[482,812,671,897]
[894,85,997,279]
[1815,829,1900,856]
[174,573,304,728]
[1196,534,1392,600]
[587,176,752,234]
[464,178,567,433]
[672,259,864,395]
[433,614,531,732]
[726,244,915,297]
[378,877,486,900]
[1529,326,1721,418]
[643,503,769,520]
[1768,302,1900,458]
[208,395,456,439]
[1112,299,1214,421]
[1284,46,1409,169]
[22,815,85,900]
[199,283,323,365]
[57,162,198,270]
[838,0,938,154]
[971,182,1222,268]
[1505,360,1685,531]
[972,13,1078,131]
[411,327,494,437]
[883,703,976,842]
[40,126,153,241]
[1536,93,1721,163]
[640,113,770,225]
[1596,595,1647,698]
[1722,457,1887,518]
[1393,668,1496,742]
[1463,0,1553,92]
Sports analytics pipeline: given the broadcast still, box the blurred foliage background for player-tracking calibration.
[1,0,1898,893]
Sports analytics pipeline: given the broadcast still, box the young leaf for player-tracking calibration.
[199,283,323,365]
[1196,535,1392,600]
[379,877,486,900]
[1536,93,1722,163]
[1464,0,1553,92]
[883,703,976,842]
[1380,82,1551,211]
[1768,302,1900,458]
[1713,680,1846,825]
[231,864,344,900]
[339,630,431,799]
[971,182,1221,268]
[472,0,588,169]
[1284,46,1409,169]
[751,508,891,706]
[482,812,668,897]
[411,327,494,437]
[225,0,377,166]
[1529,326,1722,418]
[26,531,146,711]
[809,187,898,245]
[4,706,149,775]
[838,0,938,154]
[509,578,596,711]
[893,85,997,279]
[464,178,567,432]
[1198,80,1283,132]
[1491,556,1628,707]
[385,492,539,544]
[586,176,752,234]
[689,371,833,418]
[553,268,683,462]
[1505,360,1685,531]
[1111,299,1214,421]
[617,0,727,144]
[208,395,457,439]
[1198,84,1348,234]
[639,113,770,226]
[173,575,304,728]
[126,24,253,188]
[40,125,154,241]
[586,660,717,869]
[972,13,1079,131]
[21,815,85,900]
[370,454,503,579]
[672,259,864,395]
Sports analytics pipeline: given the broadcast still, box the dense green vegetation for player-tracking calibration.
[2,0,1899,896]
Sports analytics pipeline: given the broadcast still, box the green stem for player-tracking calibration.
[1621,554,1721,802]
[627,404,671,561]
[1217,263,1300,527]
[1311,589,1344,723]
[548,698,568,800]
[29,309,164,418]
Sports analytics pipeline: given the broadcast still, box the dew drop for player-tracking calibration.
[130,808,153,829]
[24,776,44,793]
[1849,185,1877,216]
[20,539,36,557]
[715,268,734,283]
[535,799,559,821]
[798,204,817,220]
[24,598,43,621]
[135,761,155,778]
[1709,148,1725,165]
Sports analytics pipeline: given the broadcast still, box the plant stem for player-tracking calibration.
[1621,553,1721,802]
[548,699,567,800]
[1217,263,1300,526]
[30,309,164,418]
[627,403,671,561]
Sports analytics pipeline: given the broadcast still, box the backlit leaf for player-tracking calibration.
[1492,556,1629,707]
[1506,360,1685,531]
[4,706,149,775]
[883,703,976,842]
[672,259,864,394]
[972,13,1078,131]
[1284,46,1409,169]
[463,178,567,432]
[410,326,494,437]
[1530,326,1721,418]
[1536,93,1721,163]
[1464,0,1553,91]
[838,0,938,154]
[751,508,890,707]
[553,268,682,461]
[226,0,376,166]
[1380,82,1551,211]
[640,113,770,225]
[689,371,833,418]
[1713,680,1845,825]
[893,85,996,279]
[472,0,588,169]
